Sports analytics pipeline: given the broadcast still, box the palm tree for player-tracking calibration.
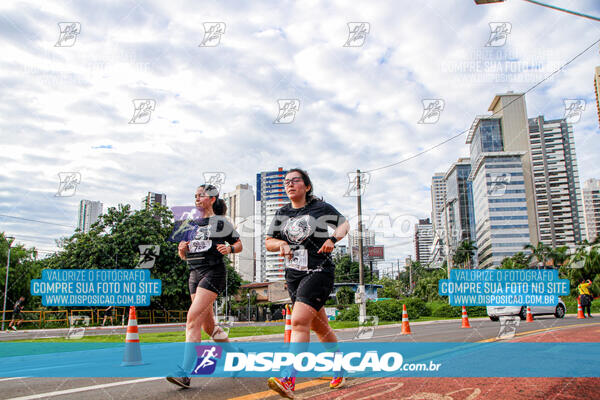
[562,243,600,296]
[453,240,477,269]
[548,245,570,267]
[524,242,551,268]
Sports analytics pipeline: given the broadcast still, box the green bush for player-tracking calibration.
[337,298,430,321]
[337,298,490,321]
[338,304,359,321]
[431,303,460,318]
[427,301,487,318]
[467,306,488,317]
[562,296,600,314]
[336,286,354,306]
[403,297,431,318]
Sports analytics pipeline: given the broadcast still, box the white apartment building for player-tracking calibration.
[257,168,288,282]
[78,200,103,233]
[528,116,584,247]
[583,178,600,242]
[223,184,256,282]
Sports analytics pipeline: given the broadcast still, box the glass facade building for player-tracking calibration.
[444,158,477,267]
[469,118,503,163]
[469,154,531,268]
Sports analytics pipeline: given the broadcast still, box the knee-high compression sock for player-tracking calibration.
[281,339,311,381]
[322,341,344,377]
[182,341,197,374]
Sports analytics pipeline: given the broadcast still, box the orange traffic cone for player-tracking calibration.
[526,306,534,323]
[284,304,292,343]
[401,304,412,335]
[461,306,471,328]
[577,297,586,319]
[121,306,143,366]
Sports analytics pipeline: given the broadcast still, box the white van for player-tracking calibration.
[486,298,566,321]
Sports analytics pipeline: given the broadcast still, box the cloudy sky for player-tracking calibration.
[1,0,599,273]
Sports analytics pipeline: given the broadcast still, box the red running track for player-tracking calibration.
[307,324,600,400]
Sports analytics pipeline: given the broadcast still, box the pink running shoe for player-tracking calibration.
[330,376,346,389]
[267,376,295,399]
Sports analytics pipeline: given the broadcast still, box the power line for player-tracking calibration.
[521,0,600,22]
[365,36,600,173]
[0,214,75,229]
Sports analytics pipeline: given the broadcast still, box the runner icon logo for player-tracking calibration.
[193,345,223,375]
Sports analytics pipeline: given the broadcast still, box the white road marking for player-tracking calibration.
[8,377,163,400]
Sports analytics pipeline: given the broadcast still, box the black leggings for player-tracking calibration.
[582,303,592,316]
[581,295,592,316]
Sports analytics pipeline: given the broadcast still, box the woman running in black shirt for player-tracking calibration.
[167,184,242,389]
[266,168,350,398]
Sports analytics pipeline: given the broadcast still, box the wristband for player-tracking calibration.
[230,245,235,254]
[328,236,338,244]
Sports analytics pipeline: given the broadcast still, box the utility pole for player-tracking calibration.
[409,261,413,294]
[2,236,15,331]
[355,170,367,323]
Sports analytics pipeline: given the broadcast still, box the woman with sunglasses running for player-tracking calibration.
[266,168,350,399]
[167,184,242,389]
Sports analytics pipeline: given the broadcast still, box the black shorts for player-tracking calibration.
[286,269,334,312]
[189,266,226,296]
[12,311,22,320]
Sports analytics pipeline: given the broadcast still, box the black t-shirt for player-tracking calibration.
[14,299,23,312]
[267,199,346,275]
[184,216,240,272]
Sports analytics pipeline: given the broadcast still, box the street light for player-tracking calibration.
[2,236,15,331]
[246,292,250,322]
[475,0,600,22]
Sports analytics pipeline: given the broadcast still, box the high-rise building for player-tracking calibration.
[332,244,348,259]
[257,168,288,282]
[582,178,600,242]
[467,93,543,268]
[528,116,584,247]
[487,93,539,244]
[431,173,446,236]
[594,66,600,128]
[414,218,433,265]
[145,192,167,209]
[348,228,376,262]
[469,151,530,268]
[78,200,103,233]
[223,184,256,282]
[348,228,375,248]
[444,157,477,267]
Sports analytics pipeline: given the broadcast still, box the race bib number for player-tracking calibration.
[189,240,212,253]
[285,248,308,271]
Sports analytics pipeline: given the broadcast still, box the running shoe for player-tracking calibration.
[11,326,16,331]
[166,366,191,389]
[330,376,346,389]
[267,376,295,399]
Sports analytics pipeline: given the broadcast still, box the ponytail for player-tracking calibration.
[213,198,227,216]
[198,184,227,215]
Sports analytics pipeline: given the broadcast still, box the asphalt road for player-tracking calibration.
[0,315,597,400]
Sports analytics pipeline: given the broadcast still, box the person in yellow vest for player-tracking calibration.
[578,279,593,318]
